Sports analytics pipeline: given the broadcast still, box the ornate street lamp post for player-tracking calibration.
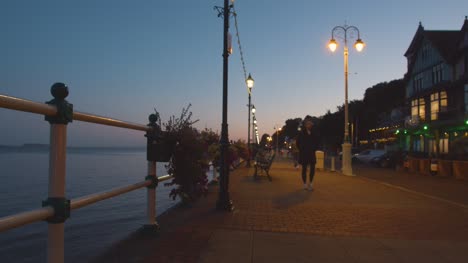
[328,24,365,176]
[215,0,234,211]
[246,74,254,167]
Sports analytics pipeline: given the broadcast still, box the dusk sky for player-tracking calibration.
[1,0,467,147]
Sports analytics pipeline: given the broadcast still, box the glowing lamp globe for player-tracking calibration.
[328,38,338,52]
[354,39,365,52]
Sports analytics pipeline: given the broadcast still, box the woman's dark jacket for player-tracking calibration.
[296,129,320,165]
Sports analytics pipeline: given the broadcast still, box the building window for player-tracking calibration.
[440,138,449,154]
[413,73,424,92]
[432,64,443,84]
[430,91,447,120]
[412,98,426,121]
[413,136,425,152]
[428,139,436,154]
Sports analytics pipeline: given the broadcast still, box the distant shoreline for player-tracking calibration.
[0,144,145,153]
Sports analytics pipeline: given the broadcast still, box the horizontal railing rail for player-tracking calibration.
[0,84,175,263]
[0,207,55,233]
[0,94,149,131]
[0,175,174,233]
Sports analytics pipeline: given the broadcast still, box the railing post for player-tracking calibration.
[43,83,73,263]
[145,161,158,229]
[144,113,161,231]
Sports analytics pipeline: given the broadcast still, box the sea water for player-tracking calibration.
[0,149,179,263]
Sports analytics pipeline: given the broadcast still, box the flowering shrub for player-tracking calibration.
[155,105,250,204]
[154,105,209,204]
[166,126,210,204]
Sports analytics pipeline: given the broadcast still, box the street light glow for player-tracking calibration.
[246,73,254,90]
[354,38,365,52]
[251,106,256,113]
[328,38,338,52]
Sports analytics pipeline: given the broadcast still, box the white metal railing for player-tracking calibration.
[0,85,173,263]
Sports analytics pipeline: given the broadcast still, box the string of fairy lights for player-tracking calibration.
[232,5,260,144]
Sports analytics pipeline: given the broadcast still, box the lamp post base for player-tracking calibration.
[341,142,354,176]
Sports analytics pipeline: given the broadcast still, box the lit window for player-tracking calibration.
[419,98,425,120]
[440,91,447,110]
[411,99,418,117]
[439,138,449,154]
[431,93,439,120]
[411,98,426,121]
[430,91,448,120]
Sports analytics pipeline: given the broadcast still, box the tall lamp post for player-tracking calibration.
[275,127,282,155]
[215,0,234,211]
[246,74,254,167]
[327,24,365,176]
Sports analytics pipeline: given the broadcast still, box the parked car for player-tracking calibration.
[339,148,361,160]
[353,149,385,164]
[371,151,408,168]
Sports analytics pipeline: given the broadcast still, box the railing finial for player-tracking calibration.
[45,82,73,124]
[148,113,158,125]
[50,82,69,100]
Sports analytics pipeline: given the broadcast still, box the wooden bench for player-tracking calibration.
[254,151,276,181]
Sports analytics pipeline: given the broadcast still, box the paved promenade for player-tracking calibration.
[93,159,468,263]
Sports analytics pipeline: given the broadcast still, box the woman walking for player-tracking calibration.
[296,116,319,191]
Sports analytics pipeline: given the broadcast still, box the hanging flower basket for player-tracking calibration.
[147,138,177,162]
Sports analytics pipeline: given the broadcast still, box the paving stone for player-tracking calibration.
[92,159,468,263]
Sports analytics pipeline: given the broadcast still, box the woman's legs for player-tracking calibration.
[309,163,316,185]
[301,163,308,184]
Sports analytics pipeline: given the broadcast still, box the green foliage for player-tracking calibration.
[282,118,302,139]
[166,127,209,204]
[208,139,249,168]
[260,133,270,147]
[154,105,209,204]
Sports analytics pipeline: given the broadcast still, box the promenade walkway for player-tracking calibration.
[93,159,468,263]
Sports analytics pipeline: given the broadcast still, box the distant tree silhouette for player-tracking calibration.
[260,133,270,147]
[280,78,405,151]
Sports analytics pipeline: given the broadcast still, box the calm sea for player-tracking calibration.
[0,149,184,263]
